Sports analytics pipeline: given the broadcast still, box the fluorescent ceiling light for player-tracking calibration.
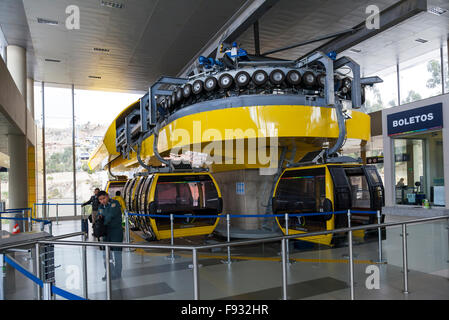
[37,18,58,25]
[349,48,362,53]
[415,38,428,43]
[428,7,447,15]
[93,47,110,53]
[45,58,61,62]
[100,1,123,9]
[88,75,102,79]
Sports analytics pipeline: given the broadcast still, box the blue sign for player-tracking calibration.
[236,182,245,195]
[387,103,443,136]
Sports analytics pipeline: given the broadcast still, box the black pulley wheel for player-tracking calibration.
[192,80,204,95]
[361,85,366,105]
[269,69,285,85]
[166,96,172,110]
[316,73,326,88]
[302,71,316,88]
[175,87,183,102]
[182,84,192,98]
[252,70,268,86]
[218,73,234,89]
[204,76,218,92]
[235,71,251,87]
[286,70,301,86]
[170,92,176,106]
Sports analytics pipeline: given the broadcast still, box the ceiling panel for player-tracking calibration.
[1,0,448,92]
[235,0,400,60]
[19,0,246,92]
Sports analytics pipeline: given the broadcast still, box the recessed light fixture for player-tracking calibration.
[100,1,123,9]
[45,58,61,63]
[428,7,448,16]
[88,75,102,79]
[415,38,428,43]
[349,48,362,53]
[93,47,110,53]
[37,18,58,25]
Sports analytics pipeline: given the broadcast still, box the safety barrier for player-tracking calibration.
[124,209,381,263]
[0,214,447,300]
[0,208,53,234]
[2,240,87,300]
[33,203,84,225]
[3,214,442,300]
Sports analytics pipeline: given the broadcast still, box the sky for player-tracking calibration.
[33,84,144,129]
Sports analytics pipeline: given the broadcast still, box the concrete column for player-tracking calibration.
[6,45,27,101]
[213,169,277,233]
[8,134,28,209]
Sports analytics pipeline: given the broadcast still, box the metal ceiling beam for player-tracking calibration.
[178,0,280,77]
[306,0,427,58]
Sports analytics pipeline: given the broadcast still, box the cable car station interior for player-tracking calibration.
[0,0,448,302]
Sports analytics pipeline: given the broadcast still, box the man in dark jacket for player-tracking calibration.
[97,191,124,280]
[82,188,100,224]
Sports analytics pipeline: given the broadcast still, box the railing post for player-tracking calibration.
[27,210,32,232]
[284,213,290,263]
[221,213,232,265]
[192,248,199,300]
[0,210,2,232]
[401,224,409,294]
[281,239,288,300]
[376,210,384,263]
[105,245,112,300]
[55,203,59,225]
[125,211,130,244]
[35,243,41,300]
[82,244,88,299]
[347,209,354,300]
[0,253,4,300]
[48,222,53,236]
[166,214,178,261]
[42,281,52,300]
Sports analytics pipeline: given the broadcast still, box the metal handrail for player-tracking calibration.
[33,214,448,251]
[2,215,448,301]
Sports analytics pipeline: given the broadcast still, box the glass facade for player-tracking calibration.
[363,65,398,113]
[399,49,442,104]
[443,44,449,95]
[0,26,6,62]
[33,84,142,218]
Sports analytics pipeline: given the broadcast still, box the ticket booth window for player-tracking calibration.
[394,131,444,206]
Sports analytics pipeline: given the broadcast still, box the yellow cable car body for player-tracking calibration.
[114,172,222,240]
[272,163,385,246]
[88,103,371,173]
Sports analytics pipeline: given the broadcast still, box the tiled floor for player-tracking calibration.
[3,215,449,300]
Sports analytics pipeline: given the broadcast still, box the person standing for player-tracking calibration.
[97,191,123,280]
[112,190,126,227]
[81,188,100,224]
